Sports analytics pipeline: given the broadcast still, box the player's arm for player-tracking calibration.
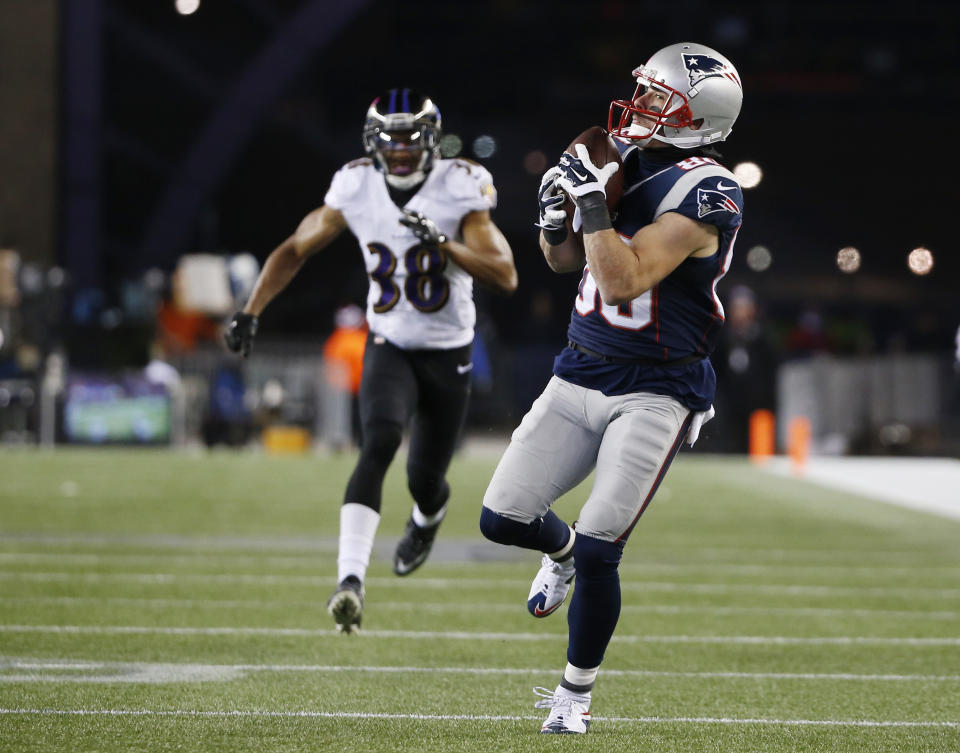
[225,205,347,356]
[535,165,585,273]
[584,211,718,306]
[400,209,518,295]
[445,210,518,294]
[554,142,718,305]
[539,230,585,273]
[242,205,348,316]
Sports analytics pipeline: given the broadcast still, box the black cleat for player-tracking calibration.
[393,517,441,576]
[327,575,364,634]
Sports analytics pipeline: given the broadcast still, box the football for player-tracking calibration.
[562,125,624,214]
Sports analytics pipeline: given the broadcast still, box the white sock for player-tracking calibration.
[549,527,576,562]
[411,503,446,528]
[337,503,381,583]
[563,662,598,692]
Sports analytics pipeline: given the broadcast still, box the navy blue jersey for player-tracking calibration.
[554,140,743,411]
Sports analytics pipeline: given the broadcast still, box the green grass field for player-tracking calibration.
[1,447,958,752]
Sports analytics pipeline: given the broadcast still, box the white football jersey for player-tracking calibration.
[324,157,497,350]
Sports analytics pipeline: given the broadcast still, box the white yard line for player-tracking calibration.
[4,595,958,620]
[3,551,959,578]
[763,456,960,520]
[3,571,960,598]
[0,533,339,552]
[1,659,957,684]
[0,707,956,728]
[2,624,958,646]
[0,553,321,568]
[1,535,952,568]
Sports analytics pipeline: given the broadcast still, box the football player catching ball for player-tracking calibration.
[479,43,745,733]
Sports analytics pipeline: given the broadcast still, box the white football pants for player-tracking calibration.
[483,376,691,543]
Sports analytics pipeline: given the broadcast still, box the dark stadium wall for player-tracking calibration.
[0,0,59,269]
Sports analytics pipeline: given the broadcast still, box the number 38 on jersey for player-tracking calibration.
[367,241,450,314]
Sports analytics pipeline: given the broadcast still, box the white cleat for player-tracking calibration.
[526,554,575,617]
[534,685,591,734]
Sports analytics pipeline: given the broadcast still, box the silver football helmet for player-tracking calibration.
[608,42,743,148]
[362,88,441,189]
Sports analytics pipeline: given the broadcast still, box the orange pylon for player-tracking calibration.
[749,409,775,463]
[788,416,812,474]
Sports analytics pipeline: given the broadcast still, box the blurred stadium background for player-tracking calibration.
[3,4,960,751]
[0,0,958,455]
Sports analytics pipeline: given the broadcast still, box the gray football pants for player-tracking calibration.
[483,376,692,543]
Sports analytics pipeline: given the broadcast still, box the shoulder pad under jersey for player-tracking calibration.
[325,159,377,209]
[654,158,742,225]
[435,158,497,210]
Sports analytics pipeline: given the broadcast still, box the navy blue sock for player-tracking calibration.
[566,533,624,669]
[479,507,570,553]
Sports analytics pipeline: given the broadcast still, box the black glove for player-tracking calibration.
[224,312,258,357]
[399,209,448,246]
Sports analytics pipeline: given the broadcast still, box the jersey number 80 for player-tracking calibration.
[367,242,450,314]
[575,268,652,330]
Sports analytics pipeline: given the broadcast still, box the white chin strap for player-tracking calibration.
[627,121,712,149]
[385,170,426,189]
[625,122,656,139]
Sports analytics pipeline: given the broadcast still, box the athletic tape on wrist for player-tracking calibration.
[578,192,612,234]
[542,226,569,245]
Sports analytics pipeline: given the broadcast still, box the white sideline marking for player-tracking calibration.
[0,707,956,728]
[2,625,958,646]
[2,659,957,684]
[4,571,960,598]
[4,596,958,621]
[763,457,960,521]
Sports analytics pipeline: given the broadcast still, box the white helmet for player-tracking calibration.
[608,42,743,148]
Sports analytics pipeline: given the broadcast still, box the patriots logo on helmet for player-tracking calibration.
[697,187,741,218]
[682,53,742,89]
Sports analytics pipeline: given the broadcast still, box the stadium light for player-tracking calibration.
[523,150,548,175]
[836,246,861,273]
[907,247,934,276]
[47,266,66,289]
[174,0,200,15]
[745,244,772,272]
[438,134,462,158]
[733,161,763,189]
[472,135,496,159]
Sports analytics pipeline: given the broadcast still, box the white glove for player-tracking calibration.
[686,405,715,447]
[535,166,567,232]
[555,143,620,200]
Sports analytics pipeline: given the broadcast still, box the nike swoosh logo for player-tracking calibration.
[570,168,589,182]
[533,603,560,617]
[456,363,473,374]
[716,182,736,191]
